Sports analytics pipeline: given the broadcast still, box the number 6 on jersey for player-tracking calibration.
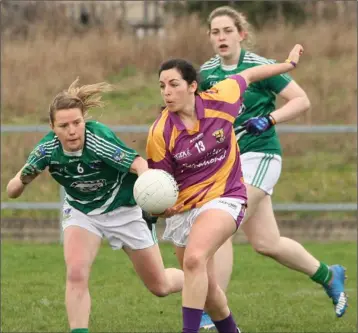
[77,163,84,174]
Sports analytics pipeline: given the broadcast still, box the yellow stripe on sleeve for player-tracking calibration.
[201,78,241,104]
[146,112,169,163]
[169,126,182,152]
[204,109,235,123]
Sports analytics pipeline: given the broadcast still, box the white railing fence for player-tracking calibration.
[2,124,357,241]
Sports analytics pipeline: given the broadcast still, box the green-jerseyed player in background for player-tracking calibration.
[198,6,348,329]
[7,78,184,333]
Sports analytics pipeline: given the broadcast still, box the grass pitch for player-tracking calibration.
[1,241,356,332]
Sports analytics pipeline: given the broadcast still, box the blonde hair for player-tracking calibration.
[49,77,112,123]
[207,6,255,49]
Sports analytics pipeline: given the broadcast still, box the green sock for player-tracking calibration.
[310,262,332,285]
[71,329,88,333]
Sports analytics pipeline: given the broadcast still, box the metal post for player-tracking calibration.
[120,1,127,22]
[59,186,66,243]
[154,0,160,33]
[202,1,208,14]
[143,0,149,36]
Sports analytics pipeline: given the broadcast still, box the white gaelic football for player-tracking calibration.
[134,169,179,214]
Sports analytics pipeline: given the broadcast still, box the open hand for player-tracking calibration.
[288,44,304,65]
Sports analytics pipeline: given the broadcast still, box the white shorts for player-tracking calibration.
[163,197,246,247]
[240,152,282,195]
[62,203,156,250]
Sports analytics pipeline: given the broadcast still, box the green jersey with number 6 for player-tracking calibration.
[25,121,139,215]
[200,49,292,156]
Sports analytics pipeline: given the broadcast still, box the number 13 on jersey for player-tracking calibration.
[195,141,206,153]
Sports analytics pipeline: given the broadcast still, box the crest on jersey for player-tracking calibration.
[89,160,103,169]
[63,207,72,221]
[70,179,106,192]
[34,145,46,158]
[112,148,125,162]
[212,128,225,143]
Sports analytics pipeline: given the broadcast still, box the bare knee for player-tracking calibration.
[148,285,169,297]
[252,238,280,257]
[66,262,90,287]
[146,279,171,297]
[144,269,175,298]
[183,251,206,273]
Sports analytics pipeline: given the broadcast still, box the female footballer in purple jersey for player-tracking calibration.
[146,45,303,333]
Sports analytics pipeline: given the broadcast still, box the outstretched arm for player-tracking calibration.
[240,44,304,86]
[7,164,41,198]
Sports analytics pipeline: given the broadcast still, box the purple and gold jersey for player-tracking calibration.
[146,75,247,212]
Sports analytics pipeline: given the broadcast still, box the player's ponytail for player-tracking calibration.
[49,77,112,124]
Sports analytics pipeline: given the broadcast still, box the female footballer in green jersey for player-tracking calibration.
[198,6,347,328]
[7,78,184,333]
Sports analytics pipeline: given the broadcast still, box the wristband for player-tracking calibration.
[268,114,277,125]
[285,59,297,67]
[20,178,29,186]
